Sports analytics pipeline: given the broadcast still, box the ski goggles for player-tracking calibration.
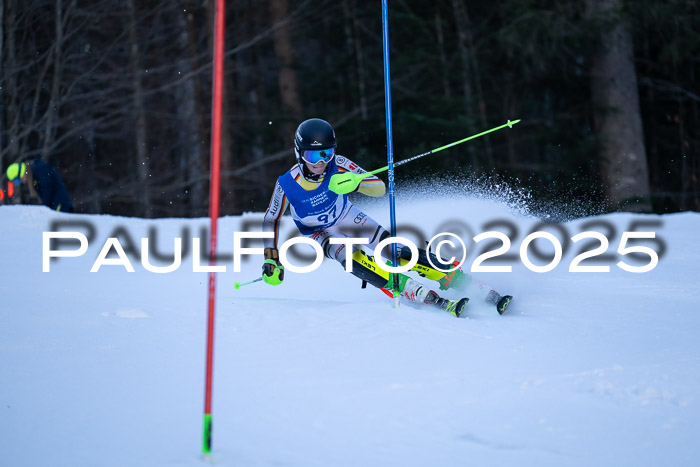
[301,147,335,165]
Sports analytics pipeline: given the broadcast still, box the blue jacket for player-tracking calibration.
[276,158,348,235]
[30,158,73,212]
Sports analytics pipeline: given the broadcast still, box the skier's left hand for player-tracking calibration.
[262,248,284,286]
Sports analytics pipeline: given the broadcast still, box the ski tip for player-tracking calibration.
[496,295,513,315]
[506,119,521,128]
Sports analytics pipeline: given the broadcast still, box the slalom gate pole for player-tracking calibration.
[381,0,400,308]
[203,0,225,459]
[382,0,399,308]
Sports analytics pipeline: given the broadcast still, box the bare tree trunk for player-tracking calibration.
[449,0,494,168]
[173,7,201,216]
[342,0,367,120]
[126,0,151,217]
[269,0,303,133]
[434,7,451,99]
[250,3,271,198]
[676,72,686,210]
[451,0,478,173]
[41,0,76,159]
[184,0,208,217]
[41,0,63,159]
[351,0,367,120]
[2,0,20,165]
[0,0,5,172]
[86,127,100,213]
[174,3,204,217]
[503,71,518,168]
[587,0,651,211]
[340,1,354,116]
[691,65,700,210]
[219,66,234,215]
[461,2,494,169]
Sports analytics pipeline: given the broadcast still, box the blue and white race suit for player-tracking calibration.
[262,156,387,263]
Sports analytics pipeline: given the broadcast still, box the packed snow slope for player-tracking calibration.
[1,189,699,467]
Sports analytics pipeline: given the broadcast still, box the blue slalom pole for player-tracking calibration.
[381,0,400,308]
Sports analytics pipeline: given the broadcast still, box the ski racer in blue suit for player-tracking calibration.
[261,118,511,317]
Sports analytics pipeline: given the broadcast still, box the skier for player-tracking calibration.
[5,159,74,212]
[261,118,511,317]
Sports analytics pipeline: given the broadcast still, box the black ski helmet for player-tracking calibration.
[294,118,336,166]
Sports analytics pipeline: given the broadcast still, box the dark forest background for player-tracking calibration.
[0,0,697,218]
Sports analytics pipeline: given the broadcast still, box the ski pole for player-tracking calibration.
[233,277,263,290]
[329,119,521,194]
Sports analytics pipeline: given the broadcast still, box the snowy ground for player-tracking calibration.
[1,191,699,467]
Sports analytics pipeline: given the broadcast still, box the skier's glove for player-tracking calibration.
[262,247,284,286]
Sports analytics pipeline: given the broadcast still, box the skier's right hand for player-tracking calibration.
[262,247,284,285]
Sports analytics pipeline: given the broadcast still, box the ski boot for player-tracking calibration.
[426,293,469,318]
[396,275,469,318]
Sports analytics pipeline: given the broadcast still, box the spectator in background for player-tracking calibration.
[6,159,73,212]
